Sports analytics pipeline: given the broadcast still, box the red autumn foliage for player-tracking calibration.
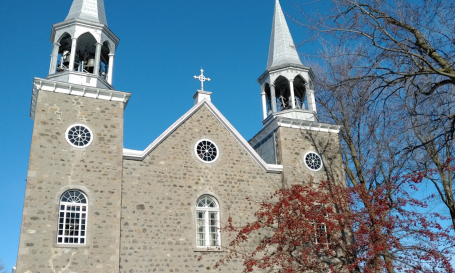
[212,178,455,272]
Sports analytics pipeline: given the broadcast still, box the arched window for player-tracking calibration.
[57,190,88,244]
[196,195,220,247]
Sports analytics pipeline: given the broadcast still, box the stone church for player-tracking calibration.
[15,0,344,272]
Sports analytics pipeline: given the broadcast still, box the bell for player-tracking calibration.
[85,58,95,68]
[62,50,71,65]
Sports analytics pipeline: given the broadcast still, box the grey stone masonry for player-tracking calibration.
[275,126,345,186]
[16,91,345,273]
[16,91,124,273]
[120,105,282,272]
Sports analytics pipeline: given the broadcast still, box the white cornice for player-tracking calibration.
[273,118,341,134]
[50,18,119,46]
[250,114,341,147]
[123,100,284,174]
[31,78,131,119]
[257,64,315,86]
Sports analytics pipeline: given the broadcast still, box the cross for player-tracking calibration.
[194,69,211,91]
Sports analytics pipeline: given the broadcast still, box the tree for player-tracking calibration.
[310,46,411,272]
[394,81,455,224]
[299,0,455,96]
[212,180,454,273]
[0,259,7,273]
[293,0,455,229]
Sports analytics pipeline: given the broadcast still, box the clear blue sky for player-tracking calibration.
[0,0,320,270]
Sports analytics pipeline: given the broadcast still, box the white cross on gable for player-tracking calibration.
[194,69,211,91]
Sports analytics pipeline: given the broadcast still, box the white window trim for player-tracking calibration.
[303,151,323,171]
[313,223,329,245]
[65,124,94,148]
[194,139,220,163]
[312,205,331,248]
[196,195,221,248]
[57,191,88,245]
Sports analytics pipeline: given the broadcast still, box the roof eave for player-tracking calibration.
[50,19,119,45]
[257,63,315,84]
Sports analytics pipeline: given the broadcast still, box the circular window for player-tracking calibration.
[195,139,219,163]
[304,152,323,171]
[66,124,93,148]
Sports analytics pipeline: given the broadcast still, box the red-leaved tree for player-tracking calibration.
[212,178,454,272]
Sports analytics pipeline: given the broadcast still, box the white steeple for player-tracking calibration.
[257,0,316,124]
[30,0,129,120]
[65,0,108,26]
[267,0,303,69]
[46,0,119,90]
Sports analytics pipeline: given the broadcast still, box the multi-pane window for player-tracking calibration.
[313,207,330,247]
[304,152,323,171]
[65,124,93,148]
[195,140,219,163]
[57,190,88,245]
[314,224,329,244]
[196,195,220,247]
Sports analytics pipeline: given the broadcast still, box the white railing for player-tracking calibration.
[54,63,108,82]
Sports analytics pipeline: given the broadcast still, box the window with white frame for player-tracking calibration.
[57,190,88,245]
[196,195,220,247]
[65,124,93,148]
[312,207,330,247]
[195,139,219,163]
[314,224,329,245]
[304,152,323,171]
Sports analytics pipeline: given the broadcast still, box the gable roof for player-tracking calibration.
[123,100,283,174]
[267,0,303,69]
[65,0,108,26]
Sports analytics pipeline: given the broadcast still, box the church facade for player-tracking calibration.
[15,0,345,272]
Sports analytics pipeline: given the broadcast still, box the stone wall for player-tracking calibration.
[16,93,345,272]
[275,126,345,186]
[120,105,282,272]
[16,91,124,273]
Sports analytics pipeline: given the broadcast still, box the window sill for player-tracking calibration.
[53,243,90,249]
[193,247,223,252]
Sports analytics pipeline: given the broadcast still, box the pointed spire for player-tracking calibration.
[65,0,108,26]
[267,0,302,69]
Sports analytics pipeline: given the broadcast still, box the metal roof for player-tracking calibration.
[65,0,108,26]
[266,0,302,69]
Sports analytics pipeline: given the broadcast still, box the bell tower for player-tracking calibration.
[48,0,118,89]
[16,0,130,272]
[258,0,317,122]
[250,0,344,186]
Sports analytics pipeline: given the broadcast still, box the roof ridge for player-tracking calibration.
[123,100,283,174]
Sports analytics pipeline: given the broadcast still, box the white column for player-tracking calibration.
[94,43,102,76]
[307,89,317,112]
[289,79,296,109]
[49,43,60,75]
[69,38,77,71]
[261,91,267,119]
[270,84,277,113]
[107,53,115,84]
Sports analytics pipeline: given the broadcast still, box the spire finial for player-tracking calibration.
[194,69,211,91]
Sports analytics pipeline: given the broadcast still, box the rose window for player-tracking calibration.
[195,140,219,162]
[305,152,323,171]
[66,124,93,148]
